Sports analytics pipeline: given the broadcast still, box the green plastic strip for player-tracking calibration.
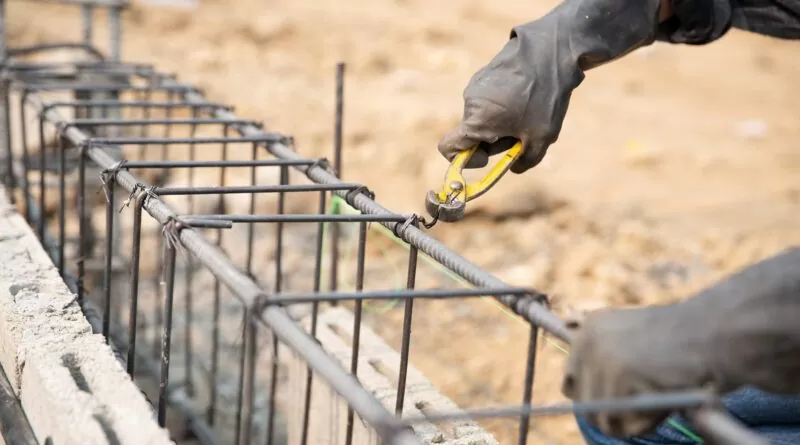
[667,419,704,443]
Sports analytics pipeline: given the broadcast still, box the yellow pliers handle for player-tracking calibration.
[425,141,524,222]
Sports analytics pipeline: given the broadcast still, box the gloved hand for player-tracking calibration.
[562,247,800,438]
[438,0,667,173]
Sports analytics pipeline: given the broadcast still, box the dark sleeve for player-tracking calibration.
[656,0,800,44]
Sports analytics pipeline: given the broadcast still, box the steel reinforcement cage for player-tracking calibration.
[0,1,770,445]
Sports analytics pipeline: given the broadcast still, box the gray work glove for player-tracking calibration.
[563,247,800,438]
[438,0,665,172]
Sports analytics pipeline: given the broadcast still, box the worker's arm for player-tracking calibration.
[439,0,800,172]
[563,246,800,438]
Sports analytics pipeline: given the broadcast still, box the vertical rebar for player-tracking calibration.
[208,226,222,426]
[208,126,230,426]
[328,62,345,301]
[160,92,174,165]
[101,95,110,123]
[183,110,199,398]
[267,165,288,445]
[518,326,539,445]
[151,94,174,358]
[81,5,93,45]
[0,2,5,201]
[152,106,166,358]
[157,241,178,428]
[345,220,368,445]
[36,111,45,239]
[19,98,31,223]
[266,343,280,445]
[0,0,5,60]
[240,316,257,445]
[77,150,86,306]
[300,191,328,445]
[138,88,152,160]
[234,310,248,445]
[102,174,115,342]
[57,133,66,277]
[109,6,122,62]
[1,80,13,204]
[333,62,345,185]
[245,142,257,273]
[395,244,418,415]
[127,193,146,376]
[274,165,287,290]
[78,7,98,122]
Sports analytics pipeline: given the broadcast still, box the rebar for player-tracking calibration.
[0,10,771,445]
[14,60,420,445]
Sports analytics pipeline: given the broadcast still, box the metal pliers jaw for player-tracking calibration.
[425,141,524,223]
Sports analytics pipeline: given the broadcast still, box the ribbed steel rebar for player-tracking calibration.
[23,91,421,445]
[2,28,770,444]
[162,83,573,342]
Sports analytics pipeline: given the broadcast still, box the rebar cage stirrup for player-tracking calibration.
[0,2,771,445]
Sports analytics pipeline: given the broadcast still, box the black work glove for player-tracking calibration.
[438,0,665,173]
[563,247,800,438]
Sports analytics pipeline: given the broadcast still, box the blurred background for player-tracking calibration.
[6,0,800,443]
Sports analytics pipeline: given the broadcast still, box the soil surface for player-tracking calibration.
[7,1,800,444]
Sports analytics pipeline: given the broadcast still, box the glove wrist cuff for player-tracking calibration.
[512,0,664,72]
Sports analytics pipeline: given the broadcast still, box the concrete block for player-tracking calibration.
[0,185,173,445]
[285,307,499,445]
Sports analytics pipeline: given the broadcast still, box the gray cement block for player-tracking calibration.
[285,307,499,445]
[0,186,173,445]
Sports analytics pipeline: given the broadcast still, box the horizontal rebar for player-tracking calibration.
[21,83,199,93]
[88,135,287,145]
[22,0,130,7]
[153,184,362,195]
[260,287,542,305]
[182,214,410,224]
[400,390,713,424]
[71,117,259,126]
[181,219,233,229]
[5,62,152,72]
[5,42,104,60]
[42,100,231,111]
[11,66,152,78]
[121,159,315,169]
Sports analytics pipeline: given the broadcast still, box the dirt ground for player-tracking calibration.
[7,0,800,444]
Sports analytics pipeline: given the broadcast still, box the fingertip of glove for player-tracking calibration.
[510,142,548,174]
[509,156,537,174]
[437,129,469,159]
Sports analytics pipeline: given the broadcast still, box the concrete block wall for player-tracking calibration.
[286,307,500,445]
[0,185,173,445]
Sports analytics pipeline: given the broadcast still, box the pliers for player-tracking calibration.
[425,140,524,223]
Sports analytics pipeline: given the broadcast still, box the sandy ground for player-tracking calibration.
[6,0,800,444]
